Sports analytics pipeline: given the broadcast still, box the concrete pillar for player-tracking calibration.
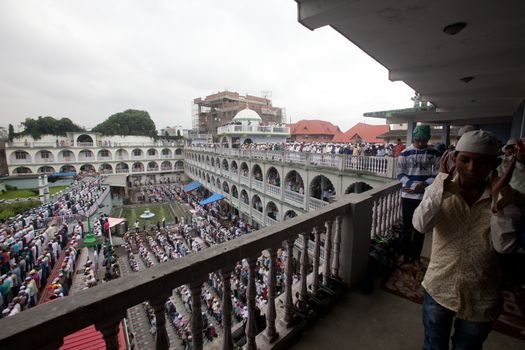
[264,246,279,343]
[441,124,451,146]
[280,237,295,328]
[406,121,417,145]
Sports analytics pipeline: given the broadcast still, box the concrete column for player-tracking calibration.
[150,295,170,350]
[406,121,417,145]
[441,124,451,146]
[220,267,234,350]
[189,281,204,350]
[299,232,309,307]
[332,216,342,278]
[246,255,258,350]
[323,220,333,285]
[95,313,124,350]
[312,226,321,295]
[281,237,295,328]
[264,246,279,343]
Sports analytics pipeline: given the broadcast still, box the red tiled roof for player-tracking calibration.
[288,119,342,136]
[60,324,126,350]
[333,123,390,143]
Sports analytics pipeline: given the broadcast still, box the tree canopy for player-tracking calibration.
[19,116,84,140]
[92,109,157,137]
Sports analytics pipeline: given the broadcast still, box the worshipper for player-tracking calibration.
[393,139,405,157]
[396,125,440,265]
[413,130,520,349]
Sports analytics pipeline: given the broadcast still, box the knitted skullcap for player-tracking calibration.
[455,130,499,156]
[412,125,431,141]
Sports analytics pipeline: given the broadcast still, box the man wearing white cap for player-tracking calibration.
[413,130,520,349]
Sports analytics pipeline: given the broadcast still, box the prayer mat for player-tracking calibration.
[381,258,525,342]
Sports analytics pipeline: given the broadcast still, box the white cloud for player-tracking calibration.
[0,0,414,132]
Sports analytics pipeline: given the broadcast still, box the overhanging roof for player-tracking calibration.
[296,0,525,124]
[102,174,127,187]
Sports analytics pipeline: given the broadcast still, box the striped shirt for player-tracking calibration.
[396,145,440,200]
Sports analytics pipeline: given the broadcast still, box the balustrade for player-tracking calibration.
[284,190,304,206]
[308,197,329,211]
[252,178,263,191]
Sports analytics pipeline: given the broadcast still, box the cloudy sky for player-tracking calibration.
[0,0,414,132]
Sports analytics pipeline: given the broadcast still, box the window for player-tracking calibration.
[15,151,27,160]
[100,150,109,157]
[133,150,142,156]
[148,149,156,156]
[40,151,50,159]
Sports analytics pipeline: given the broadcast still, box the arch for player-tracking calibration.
[78,149,94,160]
[231,160,238,173]
[231,185,238,198]
[206,155,210,164]
[215,157,220,168]
[345,182,373,194]
[232,137,240,148]
[240,162,249,177]
[207,173,211,184]
[222,159,229,171]
[309,175,335,201]
[243,138,253,145]
[12,167,32,174]
[37,166,55,174]
[221,137,229,148]
[211,176,215,186]
[252,194,262,212]
[266,166,281,187]
[222,181,230,193]
[147,161,159,171]
[252,164,263,181]
[80,163,96,173]
[10,150,31,163]
[132,162,144,172]
[283,210,298,221]
[266,201,279,220]
[98,163,113,174]
[147,148,158,157]
[60,164,77,173]
[161,161,172,171]
[115,149,129,160]
[161,148,172,157]
[175,148,183,155]
[115,163,129,173]
[174,160,184,169]
[240,189,249,204]
[57,149,75,162]
[216,178,221,188]
[76,134,93,145]
[131,148,143,158]
[35,150,54,163]
[198,154,202,163]
[211,157,215,167]
[284,170,304,194]
[97,149,112,160]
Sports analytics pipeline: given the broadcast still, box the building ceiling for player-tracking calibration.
[295,0,525,125]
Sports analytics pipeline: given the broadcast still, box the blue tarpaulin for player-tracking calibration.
[182,181,201,193]
[198,193,224,206]
[50,172,76,177]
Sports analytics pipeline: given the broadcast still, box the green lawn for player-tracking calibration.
[121,204,176,228]
[0,185,70,200]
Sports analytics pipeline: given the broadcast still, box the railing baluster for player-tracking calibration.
[95,313,124,350]
[281,237,295,328]
[265,246,279,343]
[323,220,333,285]
[190,281,204,350]
[332,216,342,278]
[300,231,309,307]
[246,255,258,350]
[220,267,234,350]
[150,295,170,350]
[371,198,378,239]
[312,226,321,295]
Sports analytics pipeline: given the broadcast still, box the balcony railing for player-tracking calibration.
[252,208,263,222]
[7,140,184,149]
[252,179,263,191]
[216,124,291,135]
[265,216,278,226]
[115,168,129,173]
[309,197,329,211]
[0,181,400,350]
[186,147,397,178]
[266,183,281,199]
[240,175,250,187]
[284,189,304,206]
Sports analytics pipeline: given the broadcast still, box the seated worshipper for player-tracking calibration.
[413,130,521,350]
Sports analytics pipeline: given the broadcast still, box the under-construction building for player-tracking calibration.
[192,91,285,135]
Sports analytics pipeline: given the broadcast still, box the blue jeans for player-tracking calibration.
[422,291,493,350]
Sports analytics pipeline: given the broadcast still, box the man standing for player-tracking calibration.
[413,130,519,349]
[393,138,405,157]
[396,125,440,265]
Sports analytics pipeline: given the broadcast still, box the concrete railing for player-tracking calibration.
[0,181,400,350]
[186,147,397,178]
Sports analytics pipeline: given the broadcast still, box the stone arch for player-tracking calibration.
[115,163,129,173]
[232,137,240,148]
[115,149,129,160]
[211,175,215,186]
[284,170,304,193]
[240,189,249,204]
[57,149,75,162]
[76,134,93,145]
[206,155,210,164]
[146,148,158,158]
[132,162,144,172]
[35,150,54,163]
[231,160,238,174]
[252,194,263,212]
[266,166,281,187]
[240,162,249,177]
[131,148,143,158]
[243,138,253,145]
[284,210,298,221]
[207,173,211,183]
[266,201,279,220]
[98,163,113,174]
[174,160,184,169]
[310,175,335,201]
[222,159,229,171]
[12,167,32,174]
[10,150,31,163]
[221,137,229,148]
[231,185,238,198]
[161,161,172,171]
[211,157,215,167]
[60,164,77,173]
[216,178,221,188]
[215,157,220,168]
[78,149,94,160]
[80,163,96,173]
[223,181,230,193]
[252,164,263,181]
[37,166,55,174]
[161,148,172,157]
[97,149,112,160]
[345,181,373,194]
[147,161,159,172]
[175,148,182,155]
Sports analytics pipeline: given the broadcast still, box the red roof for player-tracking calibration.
[333,123,390,143]
[60,324,126,350]
[288,119,342,136]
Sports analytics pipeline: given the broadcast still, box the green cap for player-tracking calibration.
[413,125,431,141]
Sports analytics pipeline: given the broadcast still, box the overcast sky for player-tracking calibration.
[0,0,414,132]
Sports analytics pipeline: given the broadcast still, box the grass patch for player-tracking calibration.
[0,200,42,221]
[121,204,176,227]
[0,185,70,200]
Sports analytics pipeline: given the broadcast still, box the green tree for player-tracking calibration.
[19,116,84,139]
[8,124,14,142]
[92,109,157,137]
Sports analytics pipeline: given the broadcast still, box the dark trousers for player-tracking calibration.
[423,291,492,350]
[401,197,425,260]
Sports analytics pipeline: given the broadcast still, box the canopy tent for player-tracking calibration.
[198,193,225,206]
[108,217,125,228]
[182,181,201,193]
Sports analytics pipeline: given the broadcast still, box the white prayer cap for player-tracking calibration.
[455,130,499,156]
[506,138,518,146]
[458,125,477,138]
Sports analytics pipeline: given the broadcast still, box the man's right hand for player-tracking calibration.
[439,151,455,191]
